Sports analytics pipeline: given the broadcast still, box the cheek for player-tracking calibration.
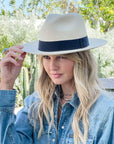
[43,61,48,73]
[43,61,47,71]
[63,62,74,73]
[68,65,74,76]
[67,63,74,79]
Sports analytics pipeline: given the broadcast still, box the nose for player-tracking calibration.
[50,59,59,71]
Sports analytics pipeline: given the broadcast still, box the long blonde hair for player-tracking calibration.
[30,50,100,144]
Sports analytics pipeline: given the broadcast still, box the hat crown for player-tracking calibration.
[39,13,87,41]
[22,13,107,55]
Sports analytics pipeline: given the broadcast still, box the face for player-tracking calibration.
[42,55,74,86]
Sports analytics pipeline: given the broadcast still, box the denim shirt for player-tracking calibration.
[0,90,113,144]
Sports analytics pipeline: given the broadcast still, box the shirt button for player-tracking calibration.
[61,126,64,129]
[52,139,55,142]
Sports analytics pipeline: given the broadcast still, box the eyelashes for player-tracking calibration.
[43,55,67,60]
[43,55,50,59]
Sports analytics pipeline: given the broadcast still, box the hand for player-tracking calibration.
[0,45,26,90]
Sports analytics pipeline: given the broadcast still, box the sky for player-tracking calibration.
[0,0,80,12]
[0,0,24,12]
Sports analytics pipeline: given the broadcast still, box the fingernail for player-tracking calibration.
[20,50,24,54]
[19,57,23,60]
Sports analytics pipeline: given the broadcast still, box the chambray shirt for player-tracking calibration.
[0,90,114,144]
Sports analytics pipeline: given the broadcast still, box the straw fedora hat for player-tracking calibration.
[22,13,107,55]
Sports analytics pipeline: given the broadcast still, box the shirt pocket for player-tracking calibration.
[66,134,94,144]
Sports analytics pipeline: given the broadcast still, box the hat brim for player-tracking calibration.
[22,38,107,55]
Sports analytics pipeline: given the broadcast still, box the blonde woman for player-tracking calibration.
[0,13,113,144]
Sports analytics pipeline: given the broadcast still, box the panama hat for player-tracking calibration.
[22,13,107,55]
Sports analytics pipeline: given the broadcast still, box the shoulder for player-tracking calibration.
[92,92,113,109]
[24,91,41,108]
[89,92,114,119]
[97,92,114,107]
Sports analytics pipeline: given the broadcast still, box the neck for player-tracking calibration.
[61,81,76,99]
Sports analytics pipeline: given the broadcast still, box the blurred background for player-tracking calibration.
[0,0,114,107]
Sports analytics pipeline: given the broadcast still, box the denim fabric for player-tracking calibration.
[0,90,114,144]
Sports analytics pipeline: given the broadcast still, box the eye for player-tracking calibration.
[57,56,67,59]
[43,55,50,59]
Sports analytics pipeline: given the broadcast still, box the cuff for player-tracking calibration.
[0,90,16,107]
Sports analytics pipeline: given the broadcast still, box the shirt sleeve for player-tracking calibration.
[0,90,33,144]
[97,106,114,144]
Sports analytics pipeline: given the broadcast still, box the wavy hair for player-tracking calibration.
[29,50,101,144]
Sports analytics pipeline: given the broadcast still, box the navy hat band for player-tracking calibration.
[39,36,89,52]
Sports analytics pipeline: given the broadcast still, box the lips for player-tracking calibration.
[51,73,62,78]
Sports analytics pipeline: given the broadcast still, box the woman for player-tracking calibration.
[0,13,113,144]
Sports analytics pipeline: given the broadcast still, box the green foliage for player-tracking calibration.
[14,54,39,107]
[21,67,29,101]
[0,0,113,32]
[87,22,114,78]
[29,54,38,95]
[9,0,16,5]
[0,0,114,32]
[1,9,5,15]
[0,35,15,52]
[0,0,78,18]
[80,0,114,32]
[0,11,42,50]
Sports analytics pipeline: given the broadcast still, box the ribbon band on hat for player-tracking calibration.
[39,36,89,52]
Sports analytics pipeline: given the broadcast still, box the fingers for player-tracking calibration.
[2,45,26,66]
[20,52,26,58]
[2,56,20,66]
[6,45,24,59]
[9,45,24,54]
[6,51,23,60]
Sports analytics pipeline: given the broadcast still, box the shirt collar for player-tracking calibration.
[68,92,80,108]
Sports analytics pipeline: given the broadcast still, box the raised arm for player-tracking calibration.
[0,46,33,143]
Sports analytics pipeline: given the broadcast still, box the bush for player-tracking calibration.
[86,21,114,78]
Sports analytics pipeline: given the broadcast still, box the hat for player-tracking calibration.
[22,13,107,55]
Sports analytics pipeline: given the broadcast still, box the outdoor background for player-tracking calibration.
[0,0,114,107]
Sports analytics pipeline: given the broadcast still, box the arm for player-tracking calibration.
[97,107,114,144]
[0,90,33,144]
[0,46,32,143]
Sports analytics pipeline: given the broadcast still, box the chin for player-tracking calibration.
[53,81,61,85]
[52,80,64,85]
